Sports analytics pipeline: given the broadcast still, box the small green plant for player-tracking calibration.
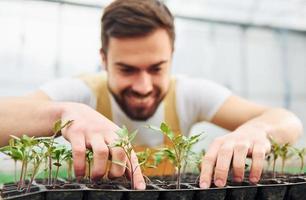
[279,143,293,175]
[86,149,93,181]
[12,135,40,190]
[148,122,203,189]
[136,148,163,183]
[0,138,23,182]
[269,136,282,179]
[110,126,138,189]
[42,119,73,185]
[293,147,306,175]
[63,150,73,182]
[0,119,74,193]
[26,142,45,193]
[52,145,68,185]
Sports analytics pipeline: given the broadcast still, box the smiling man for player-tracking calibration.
[0,0,303,190]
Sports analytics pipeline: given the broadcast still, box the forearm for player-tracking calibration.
[0,97,63,147]
[237,108,303,144]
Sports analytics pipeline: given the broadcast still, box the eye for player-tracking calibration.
[120,67,137,74]
[149,66,162,74]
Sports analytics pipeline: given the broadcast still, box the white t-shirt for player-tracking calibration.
[40,74,231,147]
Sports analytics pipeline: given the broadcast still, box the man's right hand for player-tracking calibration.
[58,102,145,189]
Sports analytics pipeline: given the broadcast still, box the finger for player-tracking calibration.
[249,142,266,183]
[200,138,223,189]
[214,141,235,187]
[70,134,86,179]
[129,150,145,190]
[232,142,250,182]
[108,146,127,178]
[89,133,109,181]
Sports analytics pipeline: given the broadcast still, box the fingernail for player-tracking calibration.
[234,177,242,182]
[200,181,209,189]
[137,182,146,190]
[215,179,224,187]
[250,177,258,183]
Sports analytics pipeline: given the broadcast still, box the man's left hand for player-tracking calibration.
[199,124,271,188]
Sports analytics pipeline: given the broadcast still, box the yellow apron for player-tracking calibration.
[79,73,180,176]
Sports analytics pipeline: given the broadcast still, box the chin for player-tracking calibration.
[126,107,156,121]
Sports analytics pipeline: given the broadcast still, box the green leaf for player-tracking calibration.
[116,127,128,138]
[160,122,174,139]
[52,120,63,134]
[0,146,10,153]
[128,130,138,143]
[10,135,21,141]
[146,125,161,132]
[52,119,73,135]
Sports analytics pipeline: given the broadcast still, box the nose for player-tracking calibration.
[131,72,153,96]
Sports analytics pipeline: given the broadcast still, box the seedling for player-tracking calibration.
[136,148,163,183]
[63,149,73,182]
[52,145,68,185]
[148,122,203,189]
[10,135,40,190]
[279,143,293,175]
[26,143,45,193]
[293,147,306,175]
[42,119,73,185]
[0,138,23,182]
[110,126,138,189]
[269,136,282,179]
[86,149,93,181]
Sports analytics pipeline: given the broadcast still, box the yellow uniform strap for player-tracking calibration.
[79,73,113,121]
[79,73,180,176]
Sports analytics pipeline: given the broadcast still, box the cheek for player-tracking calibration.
[153,76,170,93]
[108,73,131,93]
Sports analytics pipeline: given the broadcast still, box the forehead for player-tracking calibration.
[106,29,173,67]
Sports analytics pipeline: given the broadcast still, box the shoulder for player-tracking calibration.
[174,74,232,121]
[39,76,97,108]
[175,74,230,95]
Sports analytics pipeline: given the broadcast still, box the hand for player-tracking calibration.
[199,124,271,188]
[58,102,145,189]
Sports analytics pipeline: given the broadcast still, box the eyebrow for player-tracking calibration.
[115,60,167,69]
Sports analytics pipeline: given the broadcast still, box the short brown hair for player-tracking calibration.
[101,0,175,53]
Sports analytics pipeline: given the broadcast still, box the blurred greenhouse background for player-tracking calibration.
[0,0,306,169]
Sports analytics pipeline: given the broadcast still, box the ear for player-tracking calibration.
[100,48,108,71]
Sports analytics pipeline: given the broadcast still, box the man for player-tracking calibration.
[0,0,303,190]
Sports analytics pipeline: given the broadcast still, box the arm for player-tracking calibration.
[200,95,303,188]
[0,94,60,147]
[0,91,145,189]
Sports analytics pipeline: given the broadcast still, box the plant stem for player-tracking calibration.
[300,157,304,176]
[130,158,134,190]
[88,160,91,182]
[177,165,181,189]
[22,159,28,188]
[26,165,39,193]
[48,155,52,185]
[272,159,276,179]
[281,159,285,175]
[14,160,17,182]
[54,166,60,186]
[67,160,72,182]
[18,159,25,190]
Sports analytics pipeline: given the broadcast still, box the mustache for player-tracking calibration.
[124,89,154,98]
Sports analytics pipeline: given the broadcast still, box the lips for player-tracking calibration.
[125,95,155,108]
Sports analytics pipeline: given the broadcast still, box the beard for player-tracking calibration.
[108,85,165,121]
